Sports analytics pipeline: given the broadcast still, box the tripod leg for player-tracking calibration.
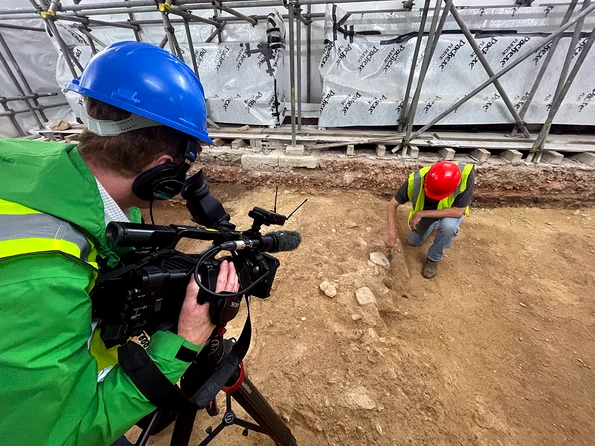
[234,418,263,433]
[169,407,198,446]
[197,422,226,446]
[230,374,297,446]
[135,411,160,446]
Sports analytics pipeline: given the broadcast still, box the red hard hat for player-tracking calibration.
[424,161,462,200]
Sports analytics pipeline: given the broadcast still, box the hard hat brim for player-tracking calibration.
[424,183,455,201]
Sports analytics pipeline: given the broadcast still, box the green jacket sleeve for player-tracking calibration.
[0,253,200,446]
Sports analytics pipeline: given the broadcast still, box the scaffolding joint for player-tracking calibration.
[402,0,414,11]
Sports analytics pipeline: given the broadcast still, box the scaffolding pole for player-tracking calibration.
[168,7,220,26]
[0,101,68,118]
[288,0,296,145]
[0,33,45,127]
[77,26,107,50]
[296,1,302,130]
[408,2,595,141]
[158,2,183,60]
[184,18,200,76]
[402,0,450,153]
[448,2,531,138]
[397,0,431,133]
[124,0,143,41]
[511,0,579,137]
[0,0,403,17]
[0,23,46,32]
[0,100,26,135]
[2,0,592,142]
[43,16,83,76]
[212,1,257,26]
[306,4,312,104]
[531,26,595,160]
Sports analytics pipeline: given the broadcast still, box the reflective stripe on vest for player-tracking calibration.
[407,163,474,223]
[0,198,99,269]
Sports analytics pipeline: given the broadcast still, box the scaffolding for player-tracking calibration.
[1,0,594,163]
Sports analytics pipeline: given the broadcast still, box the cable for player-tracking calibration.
[193,246,270,300]
[150,201,155,225]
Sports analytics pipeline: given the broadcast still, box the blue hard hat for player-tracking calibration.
[67,41,213,144]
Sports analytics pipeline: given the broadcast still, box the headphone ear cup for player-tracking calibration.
[132,163,184,201]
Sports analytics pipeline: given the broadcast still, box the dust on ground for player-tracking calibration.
[141,186,595,446]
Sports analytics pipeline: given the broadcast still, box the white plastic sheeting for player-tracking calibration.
[0,20,73,137]
[318,4,595,127]
[2,0,595,136]
[49,9,288,128]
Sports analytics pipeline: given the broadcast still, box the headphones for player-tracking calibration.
[132,140,199,202]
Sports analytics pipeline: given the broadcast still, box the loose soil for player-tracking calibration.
[134,185,595,446]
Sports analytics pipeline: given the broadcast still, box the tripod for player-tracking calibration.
[136,337,297,446]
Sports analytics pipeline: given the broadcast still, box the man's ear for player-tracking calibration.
[143,154,174,172]
[154,154,174,166]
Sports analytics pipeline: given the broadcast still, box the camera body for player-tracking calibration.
[92,247,280,348]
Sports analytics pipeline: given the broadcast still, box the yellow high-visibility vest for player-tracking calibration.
[406,163,475,224]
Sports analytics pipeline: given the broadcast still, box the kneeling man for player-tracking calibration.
[385,161,475,279]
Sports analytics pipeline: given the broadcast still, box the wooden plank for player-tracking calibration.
[207,130,595,153]
[209,126,595,146]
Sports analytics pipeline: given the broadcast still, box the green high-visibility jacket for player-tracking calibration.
[0,139,201,446]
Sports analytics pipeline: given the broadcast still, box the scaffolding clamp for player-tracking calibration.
[40,10,55,19]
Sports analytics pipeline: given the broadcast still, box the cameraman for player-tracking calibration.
[0,42,237,445]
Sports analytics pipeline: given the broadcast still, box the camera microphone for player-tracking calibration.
[220,231,302,253]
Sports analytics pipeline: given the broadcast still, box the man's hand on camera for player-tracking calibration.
[178,260,240,347]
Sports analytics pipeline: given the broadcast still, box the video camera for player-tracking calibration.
[91,169,302,446]
[91,169,303,348]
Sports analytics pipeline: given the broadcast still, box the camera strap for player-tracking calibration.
[118,295,253,410]
[118,341,193,409]
[189,296,253,409]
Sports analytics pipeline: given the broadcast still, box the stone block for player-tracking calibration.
[355,287,377,306]
[241,153,279,169]
[572,152,595,167]
[269,139,285,148]
[249,139,263,149]
[278,155,318,169]
[376,144,386,157]
[439,147,455,160]
[231,139,247,150]
[541,150,564,165]
[369,252,390,268]
[286,144,305,155]
[407,145,419,159]
[212,138,226,147]
[501,149,523,164]
[347,144,355,156]
[470,148,490,163]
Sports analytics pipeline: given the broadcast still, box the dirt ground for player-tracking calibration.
[137,185,595,446]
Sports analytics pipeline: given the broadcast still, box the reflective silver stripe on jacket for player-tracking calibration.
[453,163,467,199]
[0,213,92,261]
[411,170,422,208]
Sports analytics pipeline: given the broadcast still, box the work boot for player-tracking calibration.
[422,258,438,279]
